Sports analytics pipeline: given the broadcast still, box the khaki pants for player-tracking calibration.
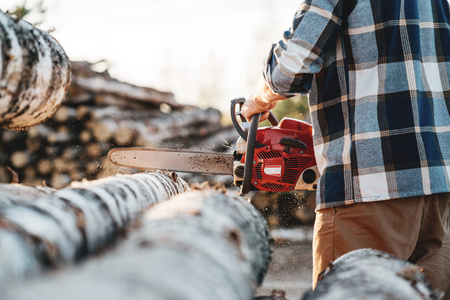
[313,193,450,296]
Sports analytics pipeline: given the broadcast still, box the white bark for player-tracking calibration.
[304,249,443,300]
[0,171,188,283]
[0,12,71,129]
[1,190,271,300]
[0,183,55,206]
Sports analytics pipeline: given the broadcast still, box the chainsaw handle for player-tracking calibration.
[241,112,260,194]
[230,98,279,194]
[230,98,279,143]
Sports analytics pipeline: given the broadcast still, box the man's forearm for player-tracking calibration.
[252,75,288,106]
[241,75,288,121]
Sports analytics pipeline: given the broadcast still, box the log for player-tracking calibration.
[0,183,55,206]
[51,106,78,124]
[76,105,92,120]
[113,121,141,145]
[83,105,163,121]
[0,12,71,129]
[44,145,62,157]
[0,171,188,283]
[50,172,71,189]
[36,159,52,175]
[1,189,271,300]
[131,107,223,147]
[22,167,37,182]
[0,166,9,183]
[85,160,101,176]
[1,130,25,144]
[90,119,118,142]
[47,128,75,144]
[69,61,182,109]
[303,249,443,300]
[10,151,31,169]
[95,94,166,111]
[85,142,109,158]
[26,124,52,140]
[146,107,221,132]
[196,125,238,151]
[61,147,83,161]
[79,129,92,143]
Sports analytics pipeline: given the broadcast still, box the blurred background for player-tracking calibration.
[3,0,307,114]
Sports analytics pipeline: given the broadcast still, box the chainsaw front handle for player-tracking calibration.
[241,112,261,194]
[230,98,280,194]
[230,98,279,143]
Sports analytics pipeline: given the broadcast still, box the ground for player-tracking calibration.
[255,227,314,300]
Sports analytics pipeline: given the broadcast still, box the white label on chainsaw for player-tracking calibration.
[264,166,282,176]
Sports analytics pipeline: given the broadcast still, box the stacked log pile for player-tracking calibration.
[0,61,237,188]
[0,171,188,283]
[1,189,271,300]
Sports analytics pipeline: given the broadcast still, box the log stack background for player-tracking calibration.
[0,61,237,188]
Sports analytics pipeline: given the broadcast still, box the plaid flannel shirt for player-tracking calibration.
[263,0,450,209]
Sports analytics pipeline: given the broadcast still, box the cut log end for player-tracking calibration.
[0,12,71,130]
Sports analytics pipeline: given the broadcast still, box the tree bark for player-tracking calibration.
[1,190,272,300]
[0,171,188,283]
[0,183,55,206]
[0,12,71,129]
[303,249,443,300]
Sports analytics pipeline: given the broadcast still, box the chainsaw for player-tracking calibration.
[108,98,319,194]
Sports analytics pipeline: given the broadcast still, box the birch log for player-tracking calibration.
[0,183,55,206]
[2,190,272,300]
[0,171,188,284]
[0,11,71,129]
[303,249,443,300]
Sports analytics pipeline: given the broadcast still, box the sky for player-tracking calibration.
[2,0,301,112]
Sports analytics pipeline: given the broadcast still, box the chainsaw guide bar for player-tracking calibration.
[108,148,234,175]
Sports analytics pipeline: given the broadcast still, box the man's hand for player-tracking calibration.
[241,75,288,122]
[241,99,276,123]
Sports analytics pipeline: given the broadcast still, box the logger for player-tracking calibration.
[108,98,319,194]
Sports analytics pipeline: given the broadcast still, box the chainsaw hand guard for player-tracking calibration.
[230,98,279,144]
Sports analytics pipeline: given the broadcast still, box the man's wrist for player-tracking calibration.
[255,75,288,105]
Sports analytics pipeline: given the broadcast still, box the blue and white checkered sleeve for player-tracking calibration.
[264,0,344,96]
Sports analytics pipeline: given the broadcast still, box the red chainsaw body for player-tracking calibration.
[239,118,317,192]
